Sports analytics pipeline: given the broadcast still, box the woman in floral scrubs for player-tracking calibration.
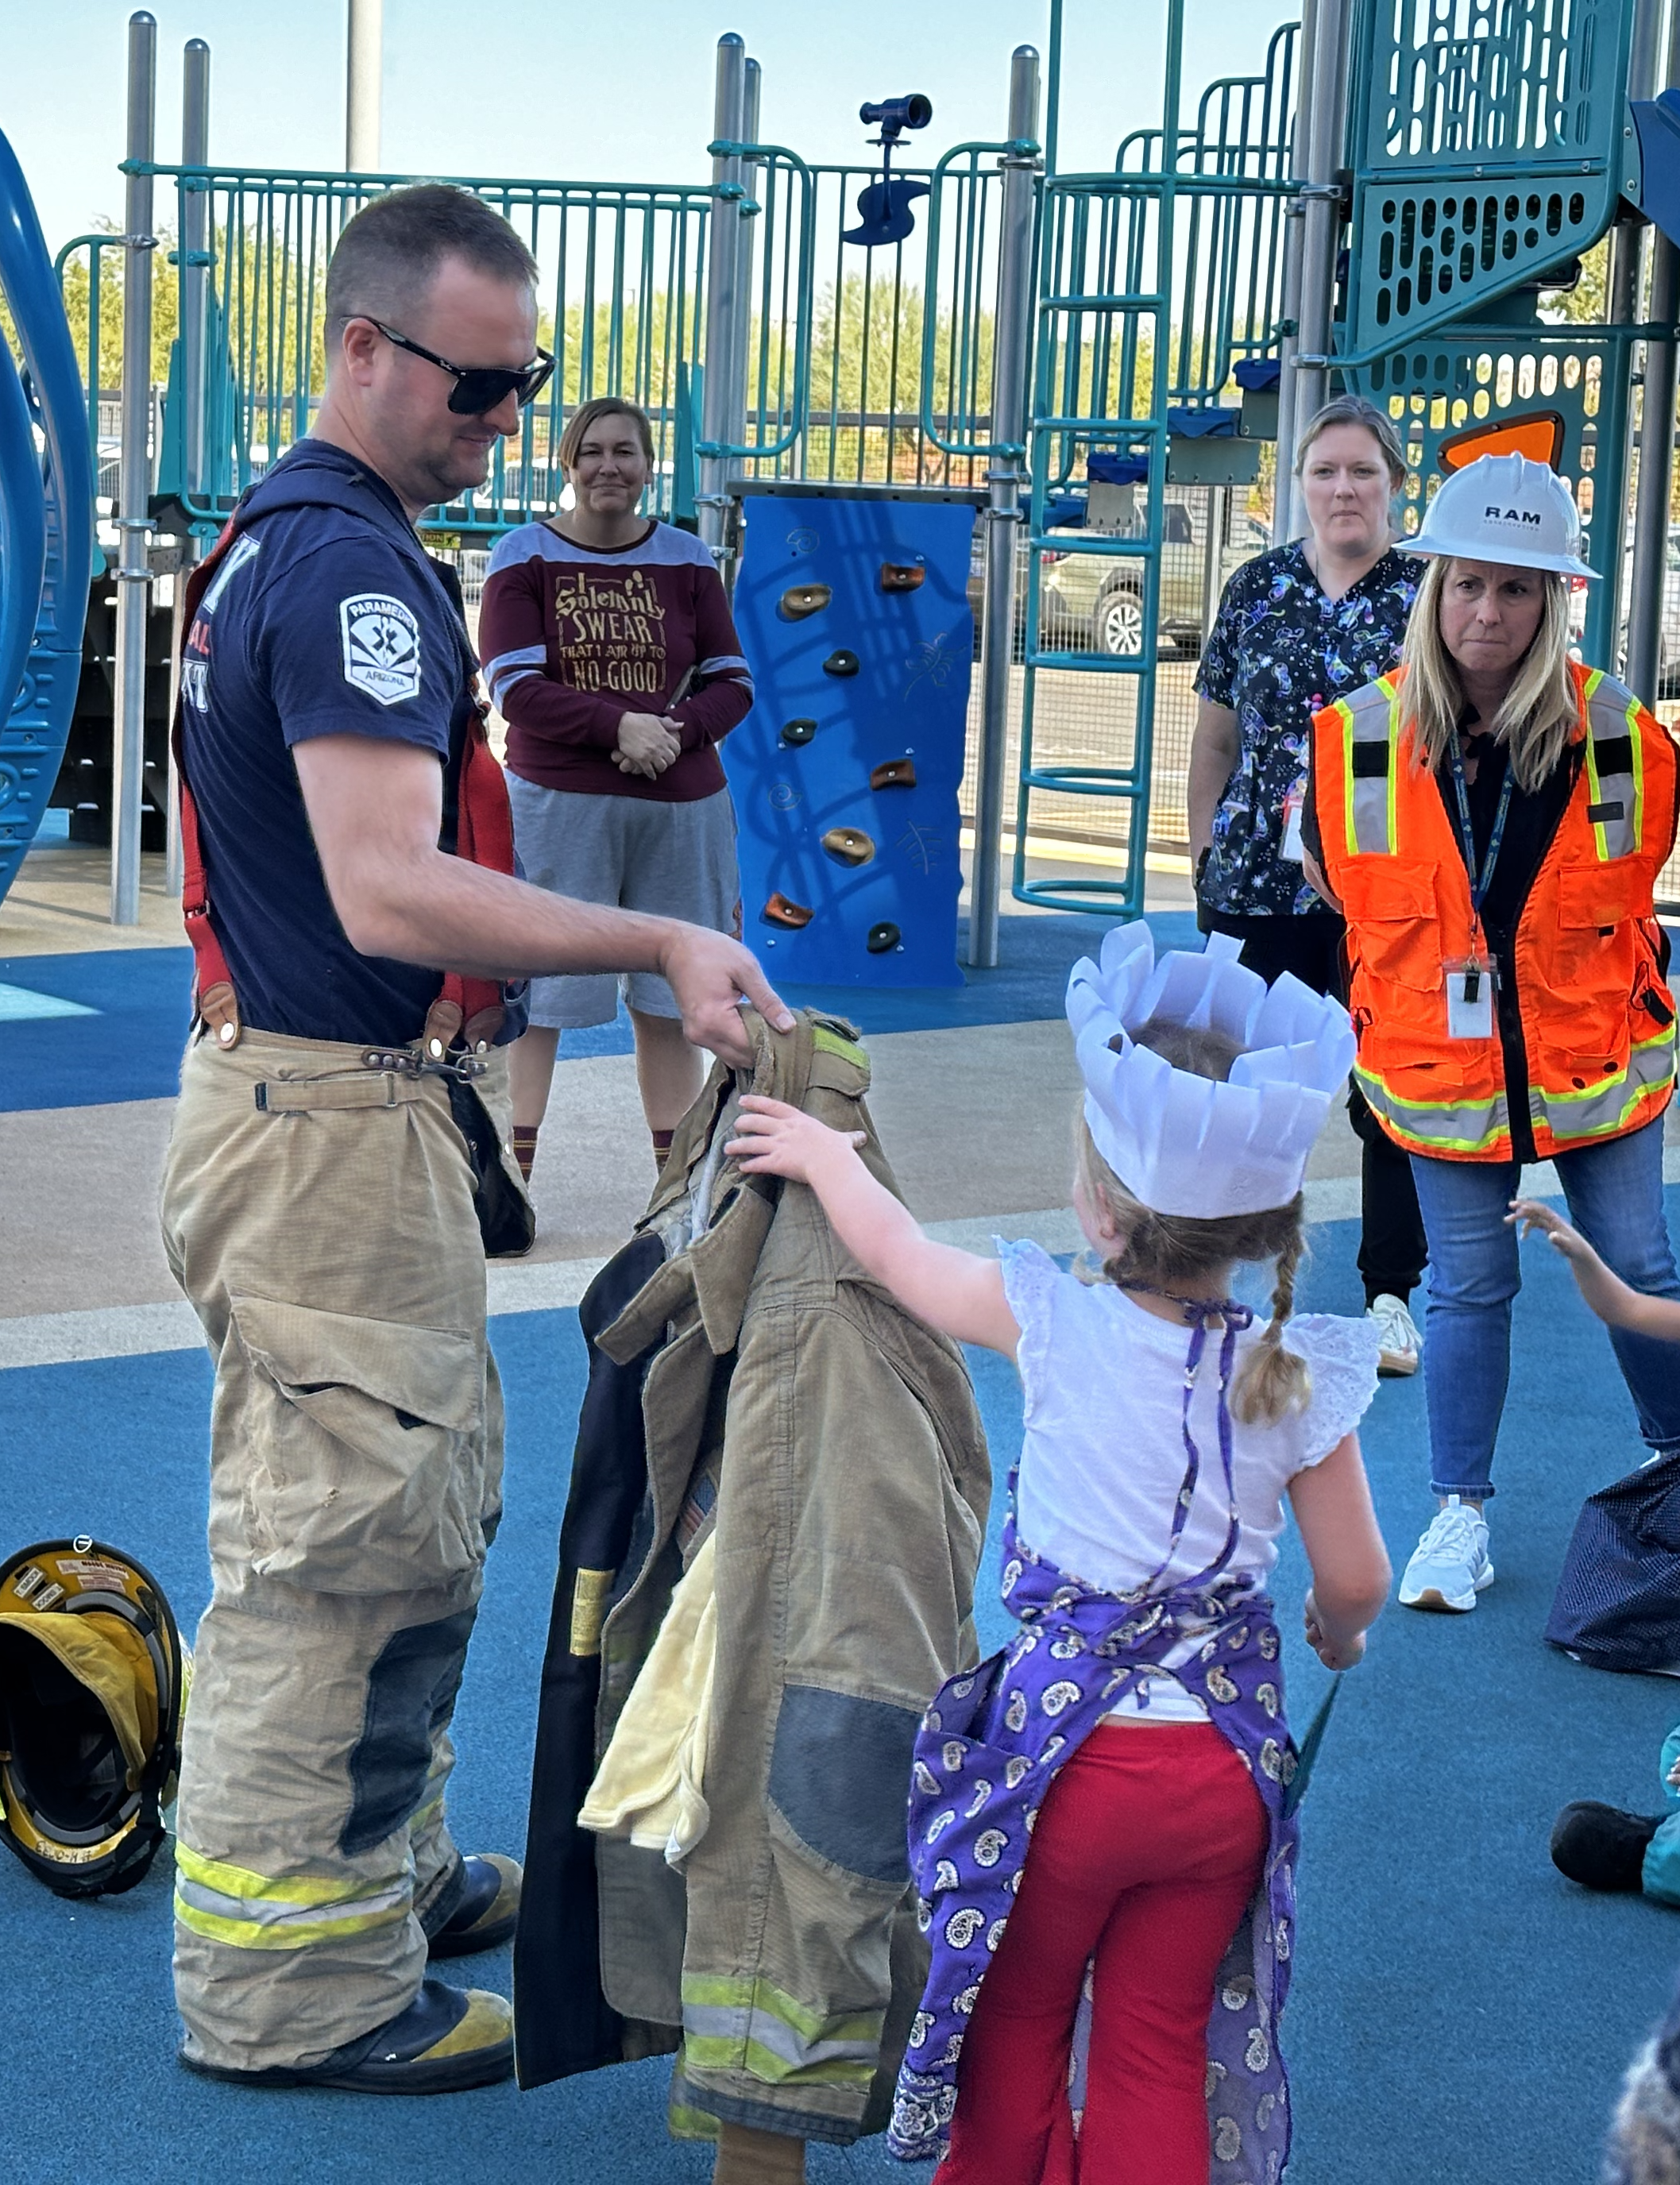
[1188,393,1426,1372]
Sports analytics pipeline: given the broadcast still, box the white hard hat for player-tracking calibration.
[1410,451,1597,579]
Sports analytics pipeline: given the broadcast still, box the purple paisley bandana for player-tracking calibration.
[888,1507,1302,2179]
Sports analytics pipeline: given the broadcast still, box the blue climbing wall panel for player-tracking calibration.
[726,492,978,987]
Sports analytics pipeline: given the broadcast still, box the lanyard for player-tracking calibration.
[1446,729,1515,931]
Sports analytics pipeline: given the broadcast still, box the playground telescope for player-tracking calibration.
[859,95,932,145]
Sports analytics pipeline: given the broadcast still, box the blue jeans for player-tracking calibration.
[1409,1118,1680,1500]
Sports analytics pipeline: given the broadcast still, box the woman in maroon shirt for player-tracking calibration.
[479,397,752,1182]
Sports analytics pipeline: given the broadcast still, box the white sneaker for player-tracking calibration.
[1397,1496,1495,1612]
[1367,1293,1422,1377]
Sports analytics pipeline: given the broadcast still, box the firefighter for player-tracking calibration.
[162,183,788,2093]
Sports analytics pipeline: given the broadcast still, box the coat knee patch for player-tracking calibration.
[767,1684,921,1886]
[342,1609,476,1857]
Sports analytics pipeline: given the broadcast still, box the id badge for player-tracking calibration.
[1280,776,1306,863]
[1445,955,1496,1039]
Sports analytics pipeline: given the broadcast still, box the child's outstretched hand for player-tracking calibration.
[1507,1198,1604,1274]
[1303,1589,1365,1671]
[1504,1197,1680,1338]
[725,1094,866,1185]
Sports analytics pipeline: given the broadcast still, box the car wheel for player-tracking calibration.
[1095,585,1145,657]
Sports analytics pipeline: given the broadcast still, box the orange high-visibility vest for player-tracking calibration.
[1311,661,1680,1163]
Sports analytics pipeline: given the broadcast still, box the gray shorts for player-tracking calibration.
[506,775,741,1029]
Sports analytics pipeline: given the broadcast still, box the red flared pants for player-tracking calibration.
[934,1723,1268,2185]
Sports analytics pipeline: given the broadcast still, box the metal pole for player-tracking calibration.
[1587,226,1647,667]
[1626,0,1680,706]
[181,41,209,502]
[1201,486,1228,646]
[168,34,210,901]
[697,33,747,566]
[967,44,1041,971]
[1269,0,1316,547]
[112,10,156,927]
[346,0,383,172]
[1588,0,1665,665]
[1289,0,1351,535]
[729,57,761,466]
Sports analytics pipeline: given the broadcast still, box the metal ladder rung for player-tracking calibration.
[1029,417,1163,439]
[1021,767,1149,793]
[1041,291,1167,311]
[1024,649,1157,674]
[1027,533,1153,557]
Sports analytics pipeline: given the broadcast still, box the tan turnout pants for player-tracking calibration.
[160,1028,519,2073]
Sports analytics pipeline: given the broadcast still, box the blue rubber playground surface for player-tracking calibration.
[2,912,1675,2182]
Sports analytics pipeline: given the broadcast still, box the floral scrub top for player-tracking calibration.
[1195,542,1421,920]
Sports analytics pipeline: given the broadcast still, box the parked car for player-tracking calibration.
[967,501,1269,660]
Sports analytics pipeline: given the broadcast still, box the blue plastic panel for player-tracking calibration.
[727,495,977,987]
[0,126,96,909]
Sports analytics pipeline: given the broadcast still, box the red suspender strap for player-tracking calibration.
[174,518,245,1048]
[424,701,516,1056]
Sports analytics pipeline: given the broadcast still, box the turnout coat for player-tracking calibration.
[515,1010,991,2145]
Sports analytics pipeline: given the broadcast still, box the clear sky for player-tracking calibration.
[2,1,1295,252]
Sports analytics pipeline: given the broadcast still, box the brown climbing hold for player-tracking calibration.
[821,827,876,868]
[870,757,917,790]
[867,921,902,954]
[763,893,814,929]
[780,718,818,746]
[879,560,925,592]
[779,582,832,620]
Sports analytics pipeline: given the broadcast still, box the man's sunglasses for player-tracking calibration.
[370,321,555,415]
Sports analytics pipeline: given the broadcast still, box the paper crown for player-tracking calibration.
[1067,925,1355,1219]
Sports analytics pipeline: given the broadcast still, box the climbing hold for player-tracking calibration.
[879,559,925,593]
[823,649,860,678]
[821,827,876,868]
[779,582,832,621]
[866,921,902,954]
[763,893,814,930]
[779,717,818,747]
[870,757,917,790]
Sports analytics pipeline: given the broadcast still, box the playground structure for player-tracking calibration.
[7,0,1680,963]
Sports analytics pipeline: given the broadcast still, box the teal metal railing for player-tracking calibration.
[111,159,719,533]
[1009,0,1300,915]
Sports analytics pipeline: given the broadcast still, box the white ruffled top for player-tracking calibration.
[999,1238,1381,1720]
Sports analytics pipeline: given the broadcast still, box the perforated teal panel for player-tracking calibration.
[1346,325,1612,562]
[1344,0,1634,359]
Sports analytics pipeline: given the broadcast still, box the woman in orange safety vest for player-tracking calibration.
[1304,452,1680,1622]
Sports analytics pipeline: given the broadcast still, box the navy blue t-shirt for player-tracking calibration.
[180,439,525,1045]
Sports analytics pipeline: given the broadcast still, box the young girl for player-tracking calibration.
[724,925,1391,2185]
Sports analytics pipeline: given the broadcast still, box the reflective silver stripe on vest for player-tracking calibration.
[1527,1027,1676,1148]
[1342,679,1399,857]
[1354,1065,1509,1158]
[1581,669,1643,863]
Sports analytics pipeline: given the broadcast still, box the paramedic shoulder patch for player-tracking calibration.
[339,593,423,705]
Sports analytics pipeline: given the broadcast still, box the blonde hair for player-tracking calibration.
[1075,1017,1311,1427]
[1400,555,1576,790]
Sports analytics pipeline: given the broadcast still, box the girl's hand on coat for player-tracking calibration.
[726,1094,867,1183]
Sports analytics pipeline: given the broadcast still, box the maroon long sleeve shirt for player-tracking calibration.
[478,518,754,801]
